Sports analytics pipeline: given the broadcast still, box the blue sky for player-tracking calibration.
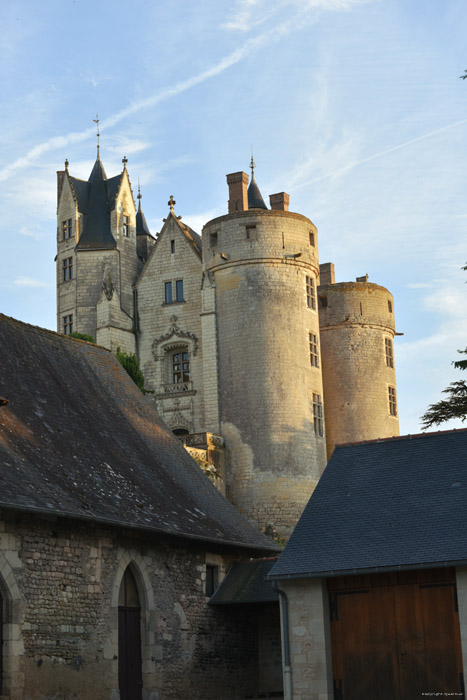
[1,0,466,435]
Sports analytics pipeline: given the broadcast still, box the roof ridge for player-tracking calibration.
[335,426,467,449]
[0,314,111,352]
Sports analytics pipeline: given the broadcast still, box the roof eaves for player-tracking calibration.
[268,559,467,581]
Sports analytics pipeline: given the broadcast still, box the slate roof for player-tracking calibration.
[72,157,125,250]
[0,315,279,553]
[269,430,467,579]
[136,199,153,238]
[209,559,278,604]
[248,176,267,210]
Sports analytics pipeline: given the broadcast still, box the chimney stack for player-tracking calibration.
[319,263,335,286]
[226,172,249,214]
[269,192,290,211]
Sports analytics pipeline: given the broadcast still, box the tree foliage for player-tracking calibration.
[115,347,146,393]
[420,263,467,429]
[70,331,95,343]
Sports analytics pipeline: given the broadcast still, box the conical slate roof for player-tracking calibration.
[76,155,119,250]
[136,198,152,237]
[247,156,267,209]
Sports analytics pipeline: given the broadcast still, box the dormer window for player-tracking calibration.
[123,215,130,237]
[62,219,72,240]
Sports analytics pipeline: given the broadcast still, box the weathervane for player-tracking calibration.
[250,147,256,181]
[93,115,100,157]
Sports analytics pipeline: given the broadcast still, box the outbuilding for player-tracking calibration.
[269,429,467,700]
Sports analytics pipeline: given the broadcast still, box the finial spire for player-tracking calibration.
[122,156,128,169]
[168,195,176,211]
[64,159,69,170]
[93,115,100,158]
[137,179,142,202]
[250,149,256,182]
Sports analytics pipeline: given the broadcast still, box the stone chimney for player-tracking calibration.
[319,262,335,286]
[226,172,249,214]
[269,192,290,211]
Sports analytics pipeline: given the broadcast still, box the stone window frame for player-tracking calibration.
[309,332,319,368]
[312,393,324,436]
[163,279,185,305]
[62,218,73,240]
[62,256,73,282]
[172,348,190,384]
[306,275,316,310]
[63,314,73,335]
[309,230,315,247]
[388,386,397,416]
[122,214,130,237]
[385,338,394,368]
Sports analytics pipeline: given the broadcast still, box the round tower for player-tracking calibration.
[318,274,399,457]
[202,165,327,538]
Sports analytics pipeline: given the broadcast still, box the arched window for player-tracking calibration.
[118,567,142,700]
[172,350,189,383]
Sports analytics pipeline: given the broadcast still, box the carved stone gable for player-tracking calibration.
[152,315,199,360]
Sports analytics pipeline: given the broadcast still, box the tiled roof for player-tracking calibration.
[75,158,121,250]
[269,430,467,579]
[209,559,278,604]
[0,315,278,553]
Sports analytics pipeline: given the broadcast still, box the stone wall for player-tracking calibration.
[136,214,206,435]
[279,579,333,700]
[318,281,399,456]
[203,209,326,538]
[0,511,279,700]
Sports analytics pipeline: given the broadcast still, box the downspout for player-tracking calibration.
[273,582,293,700]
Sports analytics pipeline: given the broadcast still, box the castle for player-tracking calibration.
[56,148,400,538]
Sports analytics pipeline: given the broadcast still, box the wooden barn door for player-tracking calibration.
[329,569,464,700]
[118,568,143,700]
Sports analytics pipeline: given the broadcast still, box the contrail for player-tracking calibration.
[0,4,319,183]
[290,119,467,190]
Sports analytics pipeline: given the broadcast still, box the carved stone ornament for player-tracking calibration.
[102,270,114,301]
[152,315,199,360]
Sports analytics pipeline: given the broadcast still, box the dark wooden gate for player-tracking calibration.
[328,568,464,700]
[118,606,143,700]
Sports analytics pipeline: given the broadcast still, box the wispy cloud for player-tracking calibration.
[14,277,49,288]
[290,119,467,191]
[0,0,370,184]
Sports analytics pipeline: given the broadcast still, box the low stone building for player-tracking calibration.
[0,314,282,700]
[269,429,467,700]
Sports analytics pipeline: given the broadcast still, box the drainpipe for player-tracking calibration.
[273,582,293,700]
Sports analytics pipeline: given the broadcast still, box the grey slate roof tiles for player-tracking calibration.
[269,429,467,579]
[0,315,278,553]
[209,559,279,604]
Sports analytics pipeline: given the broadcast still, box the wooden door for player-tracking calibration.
[329,569,464,700]
[118,606,143,700]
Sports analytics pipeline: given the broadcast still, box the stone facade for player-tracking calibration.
[0,511,280,700]
[56,155,400,538]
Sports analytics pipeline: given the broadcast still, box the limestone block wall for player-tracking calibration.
[75,250,122,339]
[279,579,333,700]
[0,512,277,700]
[56,176,79,334]
[136,215,205,434]
[318,281,399,456]
[203,210,326,538]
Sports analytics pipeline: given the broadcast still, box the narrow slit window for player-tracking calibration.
[63,314,73,335]
[123,215,130,237]
[164,281,173,304]
[306,276,316,310]
[388,386,397,416]
[176,280,184,302]
[312,393,324,436]
[388,299,393,313]
[309,333,319,368]
[205,565,219,597]
[385,338,394,368]
[309,231,315,246]
[170,239,175,254]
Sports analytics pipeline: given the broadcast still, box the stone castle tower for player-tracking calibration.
[56,150,400,538]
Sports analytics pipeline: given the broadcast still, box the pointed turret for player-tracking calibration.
[247,155,267,210]
[136,185,155,265]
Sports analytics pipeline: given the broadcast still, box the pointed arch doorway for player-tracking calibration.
[118,567,143,700]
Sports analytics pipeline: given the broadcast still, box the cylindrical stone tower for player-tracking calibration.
[318,274,399,457]
[202,170,327,538]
